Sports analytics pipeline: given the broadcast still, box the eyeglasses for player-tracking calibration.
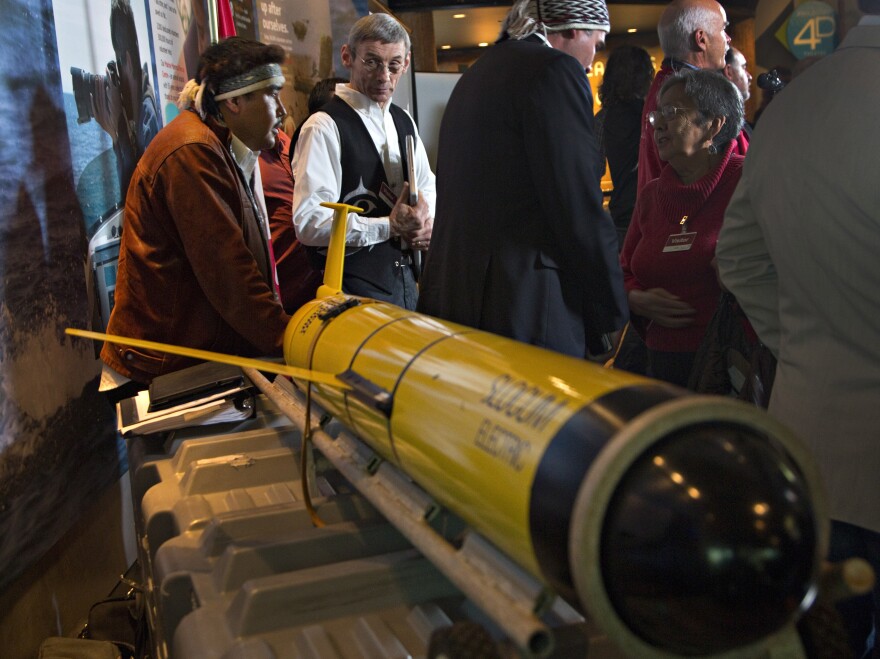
[647,106,691,127]
[359,57,405,75]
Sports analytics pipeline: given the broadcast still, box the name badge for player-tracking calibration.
[379,182,398,208]
[663,231,697,252]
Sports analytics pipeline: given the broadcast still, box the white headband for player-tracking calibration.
[177,62,285,118]
[214,74,286,101]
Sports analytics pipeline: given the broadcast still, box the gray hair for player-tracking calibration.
[659,68,744,150]
[348,13,410,56]
[658,2,720,59]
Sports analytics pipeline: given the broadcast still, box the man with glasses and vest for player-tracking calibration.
[292,13,435,310]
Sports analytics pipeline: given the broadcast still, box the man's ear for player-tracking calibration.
[693,28,708,53]
[219,96,241,118]
[341,43,353,68]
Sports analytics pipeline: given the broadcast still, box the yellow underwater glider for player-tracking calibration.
[68,202,834,658]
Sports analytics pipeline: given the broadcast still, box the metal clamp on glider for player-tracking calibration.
[317,297,361,320]
[336,369,393,417]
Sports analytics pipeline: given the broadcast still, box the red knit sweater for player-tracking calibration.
[621,141,744,352]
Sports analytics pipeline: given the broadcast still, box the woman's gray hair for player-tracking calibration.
[348,13,410,56]
[660,68,744,150]
[658,3,719,59]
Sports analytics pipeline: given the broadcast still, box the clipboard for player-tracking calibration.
[406,135,422,278]
[147,362,246,412]
[406,135,418,205]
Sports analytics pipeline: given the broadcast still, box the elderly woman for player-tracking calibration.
[620,69,745,386]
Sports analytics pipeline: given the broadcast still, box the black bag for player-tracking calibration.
[78,563,148,659]
[689,292,776,408]
[739,340,777,408]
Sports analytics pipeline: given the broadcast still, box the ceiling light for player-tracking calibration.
[478,42,489,47]
[627,28,637,33]
[441,44,451,50]
[453,13,465,18]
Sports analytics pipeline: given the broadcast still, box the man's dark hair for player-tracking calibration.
[598,46,654,107]
[724,47,739,66]
[110,0,140,69]
[307,77,347,115]
[859,0,880,14]
[198,37,285,117]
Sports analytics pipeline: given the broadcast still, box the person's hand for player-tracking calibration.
[411,216,432,251]
[390,183,432,249]
[90,66,122,142]
[628,288,696,328]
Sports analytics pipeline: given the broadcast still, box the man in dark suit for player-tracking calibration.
[417,0,626,359]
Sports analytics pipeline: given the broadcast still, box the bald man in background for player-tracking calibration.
[636,0,747,192]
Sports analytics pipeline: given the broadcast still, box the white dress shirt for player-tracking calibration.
[291,84,436,247]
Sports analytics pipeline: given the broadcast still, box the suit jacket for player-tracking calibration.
[418,36,626,358]
[716,23,880,533]
[599,97,643,244]
[102,110,290,383]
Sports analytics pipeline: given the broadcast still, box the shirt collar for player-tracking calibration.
[532,31,552,47]
[664,57,701,72]
[230,133,259,181]
[336,83,391,116]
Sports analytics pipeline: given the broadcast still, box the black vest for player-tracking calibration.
[308,96,417,298]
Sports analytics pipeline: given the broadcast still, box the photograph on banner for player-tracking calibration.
[149,0,209,125]
[52,0,162,332]
[331,0,369,74]
[253,0,335,131]
[231,0,259,40]
[0,0,124,594]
